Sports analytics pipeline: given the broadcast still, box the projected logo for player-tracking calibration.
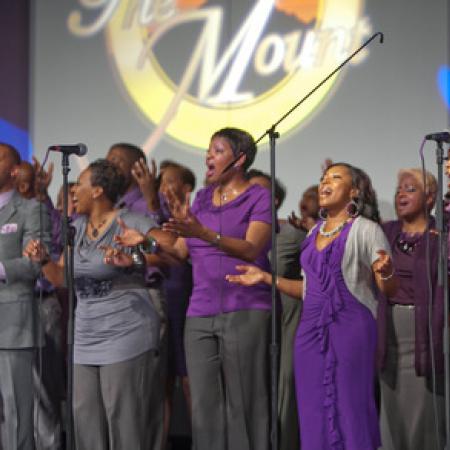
[68,0,371,151]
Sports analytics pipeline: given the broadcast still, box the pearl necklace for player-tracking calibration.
[319,219,349,238]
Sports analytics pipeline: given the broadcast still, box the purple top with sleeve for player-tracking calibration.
[116,187,165,224]
[186,183,272,317]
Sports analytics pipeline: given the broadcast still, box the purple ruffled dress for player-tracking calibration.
[294,221,380,450]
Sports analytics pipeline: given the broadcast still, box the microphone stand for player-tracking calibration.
[61,152,76,450]
[433,140,450,449]
[255,32,384,450]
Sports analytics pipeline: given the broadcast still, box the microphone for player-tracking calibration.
[220,152,244,175]
[48,143,88,156]
[425,132,450,143]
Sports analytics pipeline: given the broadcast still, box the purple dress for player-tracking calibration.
[295,221,380,450]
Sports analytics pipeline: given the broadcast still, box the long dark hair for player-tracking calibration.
[325,162,381,223]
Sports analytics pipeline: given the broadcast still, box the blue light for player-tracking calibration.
[437,65,450,109]
[0,118,32,161]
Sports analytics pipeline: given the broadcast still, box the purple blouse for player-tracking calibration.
[186,183,272,317]
[388,232,419,305]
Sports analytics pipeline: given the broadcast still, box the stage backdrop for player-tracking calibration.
[30,0,449,219]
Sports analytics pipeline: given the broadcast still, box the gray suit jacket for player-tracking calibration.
[0,191,51,348]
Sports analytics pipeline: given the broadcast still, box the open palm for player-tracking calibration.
[226,265,266,286]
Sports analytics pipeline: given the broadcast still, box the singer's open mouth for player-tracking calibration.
[319,186,332,197]
[206,163,215,178]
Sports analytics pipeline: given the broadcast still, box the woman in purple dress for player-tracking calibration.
[378,168,445,450]
[227,163,397,450]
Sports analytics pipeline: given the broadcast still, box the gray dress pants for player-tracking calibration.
[0,349,35,450]
[73,349,158,450]
[148,283,168,450]
[278,295,301,450]
[185,310,270,450]
[379,305,445,450]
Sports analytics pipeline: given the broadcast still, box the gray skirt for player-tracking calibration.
[379,304,445,450]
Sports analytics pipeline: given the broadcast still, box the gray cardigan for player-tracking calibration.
[303,216,391,317]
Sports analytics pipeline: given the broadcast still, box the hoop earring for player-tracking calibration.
[346,199,360,218]
[318,207,328,220]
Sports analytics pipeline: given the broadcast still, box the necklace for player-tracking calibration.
[319,219,349,238]
[396,232,421,254]
[88,216,108,238]
[220,187,239,202]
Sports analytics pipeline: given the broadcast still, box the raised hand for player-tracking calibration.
[164,187,190,220]
[225,265,267,286]
[373,250,394,279]
[113,217,146,247]
[288,211,315,231]
[33,156,54,200]
[132,158,160,210]
[162,194,204,238]
[23,239,50,263]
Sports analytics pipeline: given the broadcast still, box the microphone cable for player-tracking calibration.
[419,138,442,450]
[35,148,51,450]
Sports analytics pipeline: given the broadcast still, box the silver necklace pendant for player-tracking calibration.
[220,188,238,202]
[319,219,348,238]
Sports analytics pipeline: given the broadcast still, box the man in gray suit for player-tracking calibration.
[0,143,51,450]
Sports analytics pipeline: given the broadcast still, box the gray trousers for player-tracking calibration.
[148,284,167,450]
[380,305,445,450]
[185,310,270,450]
[73,349,158,450]
[278,295,301,450]
[0,349,35,450]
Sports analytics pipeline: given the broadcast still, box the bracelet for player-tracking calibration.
[130,247,146,272]
[139,236,159,254]
[380,269,395,281]
[275,276,280,288]
[213,232,221,247]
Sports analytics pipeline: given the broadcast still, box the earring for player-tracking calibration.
[346,199,360,218]
[318,207,328,220]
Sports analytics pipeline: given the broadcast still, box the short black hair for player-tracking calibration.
[211,128,256,172]
[89,159,126,204]
[159,160,196,191]
[109,142,147,164]
[246,168,286,208]
[0,142,21,165]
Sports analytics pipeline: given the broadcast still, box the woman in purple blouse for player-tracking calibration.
[228,163,397,450]
[117,128,273,450]
[378,168,445,450]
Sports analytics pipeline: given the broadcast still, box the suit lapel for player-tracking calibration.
[0,191,19,226]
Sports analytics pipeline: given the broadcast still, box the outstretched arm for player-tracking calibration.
[226,265,303,299]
